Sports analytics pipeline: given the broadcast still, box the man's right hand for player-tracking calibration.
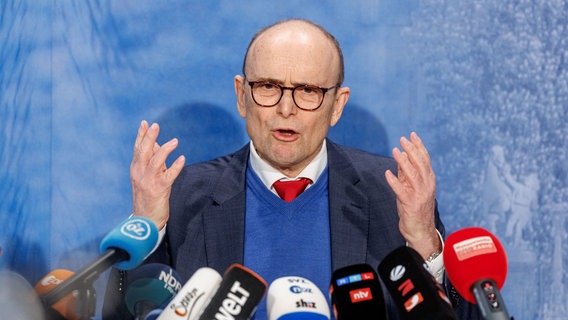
[130,120,185,230]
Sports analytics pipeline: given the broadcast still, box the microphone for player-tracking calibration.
[157,267,223,320]
[329,263,388,320]
[40,216,159,310]
[34,269,78,320]
[267,276,330,320]
[125,263,183,320]
[145,309,164,320]
[444,227,511,320]
[378,246,457,319]
[198,264,267,320]
[0,269,46,320]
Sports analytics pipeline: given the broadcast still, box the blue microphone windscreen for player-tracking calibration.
[99,216,159,270]
[277,312,329,320]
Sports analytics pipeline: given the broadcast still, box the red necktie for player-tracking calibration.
[273,178,312,202]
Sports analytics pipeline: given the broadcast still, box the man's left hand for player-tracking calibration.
[385,132,441,259]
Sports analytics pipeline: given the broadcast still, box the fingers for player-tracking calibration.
[394,133,434,185]
[394,145,420,184]
[133,120,149,152]
[385,132,437,200]
[131,120,185,185]
[167,154,186,183]
[385,169,403,195]
[147,138,182,177]
[140,123,161,163]
[399,133,432,180]
[132,121,159,167]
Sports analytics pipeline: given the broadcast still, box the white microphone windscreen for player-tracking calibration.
[267,276,330,320]
[158,267,222,320]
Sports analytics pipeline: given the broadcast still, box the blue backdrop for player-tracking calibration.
[1,1,567,319]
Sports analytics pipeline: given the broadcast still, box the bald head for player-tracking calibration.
[242,19,345,85]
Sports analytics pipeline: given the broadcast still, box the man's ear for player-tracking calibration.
[234,75,247,118]
[330,86,350,127]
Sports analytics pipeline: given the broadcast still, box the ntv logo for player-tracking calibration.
[349,287,373,303]
[120,218,152,240]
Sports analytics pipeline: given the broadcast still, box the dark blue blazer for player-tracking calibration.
[103,140,479,319]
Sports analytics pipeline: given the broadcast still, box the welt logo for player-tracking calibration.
[349,287,373,303]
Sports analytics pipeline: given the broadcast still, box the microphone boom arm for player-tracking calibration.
[40,248,129,318]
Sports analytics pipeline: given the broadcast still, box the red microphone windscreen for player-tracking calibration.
[443,227,507,303]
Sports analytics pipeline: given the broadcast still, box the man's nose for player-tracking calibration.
[276,88,298,117]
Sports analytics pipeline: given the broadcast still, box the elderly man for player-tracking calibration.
[103,19,478,319]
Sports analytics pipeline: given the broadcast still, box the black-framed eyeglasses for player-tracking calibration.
[246,80,339,111]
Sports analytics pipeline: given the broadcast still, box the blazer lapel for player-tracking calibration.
[327,140,370,271]
[202,145,249,272]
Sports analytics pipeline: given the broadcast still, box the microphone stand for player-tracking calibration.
[75,280,96,320]
[41,248,129,320]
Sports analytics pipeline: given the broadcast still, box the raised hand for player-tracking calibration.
[130,120,185,230]
[385,132,441,259]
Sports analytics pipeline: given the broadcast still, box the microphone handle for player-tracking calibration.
[41,248,129,307]
[43,305,67,320]
[471,279,511,320]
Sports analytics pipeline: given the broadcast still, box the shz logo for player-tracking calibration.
[120,218,151,240]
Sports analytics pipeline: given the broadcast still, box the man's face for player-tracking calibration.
[234,22,350,177]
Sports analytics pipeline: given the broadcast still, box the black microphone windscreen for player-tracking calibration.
[330,263,388,320]
[125,263,183,318]
[198,264,267,320]
[378,246,457,320]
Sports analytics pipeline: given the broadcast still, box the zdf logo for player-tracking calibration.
[120,218,152,240]
[41,275,64,287]
[290,285,313,294]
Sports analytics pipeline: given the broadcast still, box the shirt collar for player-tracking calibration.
[249,140,328,191]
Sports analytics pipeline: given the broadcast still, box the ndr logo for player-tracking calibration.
[290,285,313,294]
[120,218,152,240]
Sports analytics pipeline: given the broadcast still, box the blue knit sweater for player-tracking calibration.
[244,167,332,319]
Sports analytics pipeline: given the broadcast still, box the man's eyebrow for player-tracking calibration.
[250,77,284,84]
[249,75,324,87]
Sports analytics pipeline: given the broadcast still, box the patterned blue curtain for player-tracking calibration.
[1,1,566,319]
